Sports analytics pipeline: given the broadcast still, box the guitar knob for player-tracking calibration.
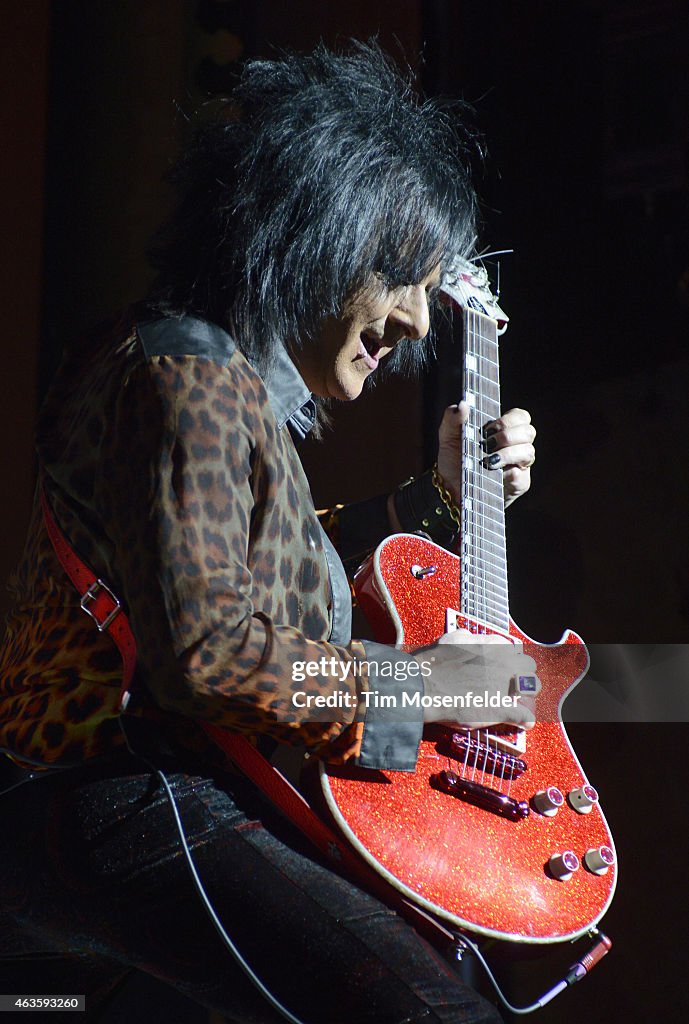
[584,846,616,875]
[532,787,564,816]
[548,851,580,881]
[568,785,599,814]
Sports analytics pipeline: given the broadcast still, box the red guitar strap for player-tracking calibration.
[40,485,456,951]
[40,487,137,710]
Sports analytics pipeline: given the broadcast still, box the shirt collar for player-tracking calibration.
[263,344,317,442]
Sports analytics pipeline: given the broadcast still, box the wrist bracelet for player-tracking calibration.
[431,463,461,529]
[393,464,461,549]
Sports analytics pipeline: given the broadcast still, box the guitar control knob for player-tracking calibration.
[548,851,580,881]
[568,785,599,814]
[584,846,616,875]
[532,787,564,816]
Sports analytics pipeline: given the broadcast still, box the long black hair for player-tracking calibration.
[148,40,478,378]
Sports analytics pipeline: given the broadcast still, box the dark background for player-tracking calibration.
[1,1,688,1021]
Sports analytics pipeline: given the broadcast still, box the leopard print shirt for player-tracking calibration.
[1,310,423,770]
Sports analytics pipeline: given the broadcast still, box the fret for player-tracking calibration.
[462,504,506,522]
[460,517,505,545]
[468,492,505,509]
[467,366,498,381]
[463,487,505,505]
[462,597,510,632]
[462,590,509,615]
[477,477,505,493]
[460,504,504,524]
[463,533,507,553]
[463,482,505,501]
[462,567,508,585]
[461,570,508,594]
[465,371,500,392]
[464,548,507,567]
[467,350,500,368]
[462,500,504,513]
[460,540,508,563]
[464,577,509,600]
[463,578,509,598]
[463,558,508,581]
[464,569,509,590]
[465,391,500,407]
[461,502,505,518]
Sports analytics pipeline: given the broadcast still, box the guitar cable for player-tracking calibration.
[451,931,613,1015]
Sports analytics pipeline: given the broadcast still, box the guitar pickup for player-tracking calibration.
[431,770,530,821]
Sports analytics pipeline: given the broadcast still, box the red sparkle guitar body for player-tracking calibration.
[320,534,617,944]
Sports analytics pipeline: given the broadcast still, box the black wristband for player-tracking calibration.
[393,469,459,549]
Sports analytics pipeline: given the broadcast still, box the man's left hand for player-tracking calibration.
[437,402,536,509]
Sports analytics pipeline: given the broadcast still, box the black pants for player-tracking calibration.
[0,756,502,1023]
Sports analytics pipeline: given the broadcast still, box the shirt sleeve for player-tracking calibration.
[98,354,422,767]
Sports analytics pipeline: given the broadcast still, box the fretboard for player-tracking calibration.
[460,307,510,632]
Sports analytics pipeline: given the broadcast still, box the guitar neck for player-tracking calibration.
[460,307,510,632]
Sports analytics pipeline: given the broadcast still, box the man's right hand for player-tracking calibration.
[413,629,538,729]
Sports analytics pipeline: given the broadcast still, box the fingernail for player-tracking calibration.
[483,453,501,469]
[451,404,461,413]
[482,436,498,454]
[483,424,499,437]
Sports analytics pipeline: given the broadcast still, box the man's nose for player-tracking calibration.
[389,285,431,341]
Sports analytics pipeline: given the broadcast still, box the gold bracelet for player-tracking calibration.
[431,463,461,528]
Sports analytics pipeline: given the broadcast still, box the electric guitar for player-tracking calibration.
[319,258,616,945]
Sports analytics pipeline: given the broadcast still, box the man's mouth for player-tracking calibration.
[359,331,384,370]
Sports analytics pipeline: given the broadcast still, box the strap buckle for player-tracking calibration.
[80,579,121,632]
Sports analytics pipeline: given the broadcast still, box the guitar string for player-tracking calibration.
[485,309,516,796]
[481,307,497,793]
[461,308,515,792]
[461,305,473,785]
[484,308,514,796]
[467,309,482,787]
[462,304,470,784]
[474,308,489,789]
[470,310,481,785]
[473,308,490,790]
[466,309,481,785]
[466,307,513,793]
[467,311,507,628]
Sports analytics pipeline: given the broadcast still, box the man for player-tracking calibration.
[0,42,535,1022]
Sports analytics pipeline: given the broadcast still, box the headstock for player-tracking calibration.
[440,256,509,335]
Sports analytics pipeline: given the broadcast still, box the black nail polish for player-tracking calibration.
[482,436,498,454]
[483,453,501,469]
[483,424,499,438]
